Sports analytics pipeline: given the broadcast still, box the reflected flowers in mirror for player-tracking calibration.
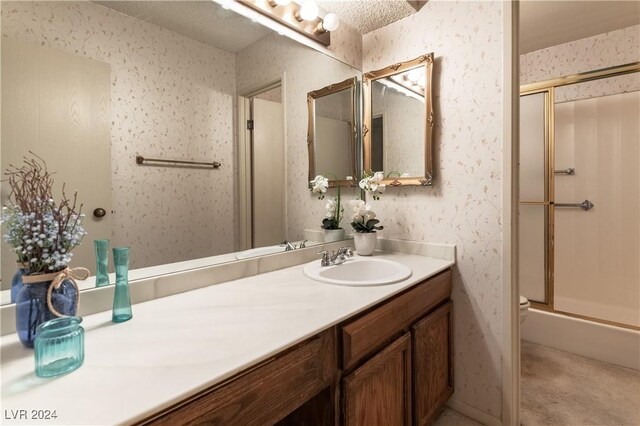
[310,175,329,199]
[359,171,386,200]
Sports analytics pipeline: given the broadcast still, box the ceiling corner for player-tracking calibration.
[405,0,427,13]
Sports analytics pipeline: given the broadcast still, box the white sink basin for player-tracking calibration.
[235,246,284,260]
[303,257,412,286]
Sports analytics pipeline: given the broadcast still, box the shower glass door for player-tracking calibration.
[519,91,550,305]
[553,79,640,328]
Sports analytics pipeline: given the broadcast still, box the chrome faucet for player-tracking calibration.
[331,246,354,265]
[299,239,308,248]
[317,246,353,266]
[280,241,296,251]
[318,250,331,266]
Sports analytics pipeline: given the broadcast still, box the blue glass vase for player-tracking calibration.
[10,265,29,303]
[15,277,79,348]
[94,239,110,287]
[112,247,132,323]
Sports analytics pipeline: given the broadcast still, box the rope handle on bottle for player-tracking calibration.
[22,267,90,317]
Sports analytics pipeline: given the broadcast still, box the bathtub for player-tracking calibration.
[521,308,640,370]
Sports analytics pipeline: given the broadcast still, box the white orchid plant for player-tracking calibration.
[310,175,344,230]
[349,200,383,233]
[311,170,388,231]
[359,171,386,200]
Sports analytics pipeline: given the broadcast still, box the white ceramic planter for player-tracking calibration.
[323,228,346,243]
[353,232,377,256]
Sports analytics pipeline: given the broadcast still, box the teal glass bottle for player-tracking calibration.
[34,316,84,377]
[94,239,110,287]
[112,247,132,323]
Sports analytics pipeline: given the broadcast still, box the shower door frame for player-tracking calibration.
[520,61,640,331]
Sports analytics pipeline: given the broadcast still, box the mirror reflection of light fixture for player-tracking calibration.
[378,78,425,102]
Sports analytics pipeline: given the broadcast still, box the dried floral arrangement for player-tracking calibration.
[1,155,87,274]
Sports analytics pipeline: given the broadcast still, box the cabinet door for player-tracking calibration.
[412,301,453,425]
[343,333,412,426]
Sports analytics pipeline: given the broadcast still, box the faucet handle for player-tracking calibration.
[299,239,308,248]
[280,241,295,251]
[317,250,330,266]
[337,246,353,256]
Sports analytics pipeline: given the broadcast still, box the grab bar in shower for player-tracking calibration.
[554,199,594,211]
[554,168,575,175]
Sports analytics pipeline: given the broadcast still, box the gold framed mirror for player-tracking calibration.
[363,53,434,186]
[307,77,358,188]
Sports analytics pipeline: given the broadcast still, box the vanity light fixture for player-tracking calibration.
[237,0,337,46]
[296,1,319,21]
[317,12,339,33]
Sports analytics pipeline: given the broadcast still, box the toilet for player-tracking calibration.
[520,295,530,324]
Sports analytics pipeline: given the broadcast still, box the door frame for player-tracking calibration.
[237,79,285,250]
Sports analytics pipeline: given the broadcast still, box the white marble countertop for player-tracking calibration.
[1,250,453,425]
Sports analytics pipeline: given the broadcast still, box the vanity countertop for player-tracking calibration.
[1,250,454,425]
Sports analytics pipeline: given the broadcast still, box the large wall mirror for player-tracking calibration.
[0,0,361,304]
[363,53,435,186]
[307,77,359,187]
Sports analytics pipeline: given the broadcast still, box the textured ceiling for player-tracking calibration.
[520,1,640,53]
[94,1,272,53]
[316,0,421,34]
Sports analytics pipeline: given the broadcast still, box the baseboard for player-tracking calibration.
[446,398,502,426]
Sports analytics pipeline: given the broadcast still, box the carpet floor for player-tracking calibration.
[521,341,640,426]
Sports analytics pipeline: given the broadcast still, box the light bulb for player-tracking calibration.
[322,12,339,31]
[299,1,318,21]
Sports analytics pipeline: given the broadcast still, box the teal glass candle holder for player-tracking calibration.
[34,317,84,378]
[94,239,110,287]
[112,247,132,323]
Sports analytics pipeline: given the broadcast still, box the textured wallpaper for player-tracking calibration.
[521,25,640,103]
[236,34,362,239]
[327,19,363,70]
[1,1,237,269]
[363,0,505,419]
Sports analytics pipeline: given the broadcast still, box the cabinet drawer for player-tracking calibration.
[341,269,451,371]
[141,329,336,426]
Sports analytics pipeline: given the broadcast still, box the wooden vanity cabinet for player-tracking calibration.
[343,333,412,426]
[139,269,453,426]
[141,329,337,426]
[340,269,453,426]
[412,301,454,425]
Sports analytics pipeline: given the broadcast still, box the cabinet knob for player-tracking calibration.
[93,208,107,218]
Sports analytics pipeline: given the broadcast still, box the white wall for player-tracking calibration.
[363,0,506,420]
[1,1,237,269]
